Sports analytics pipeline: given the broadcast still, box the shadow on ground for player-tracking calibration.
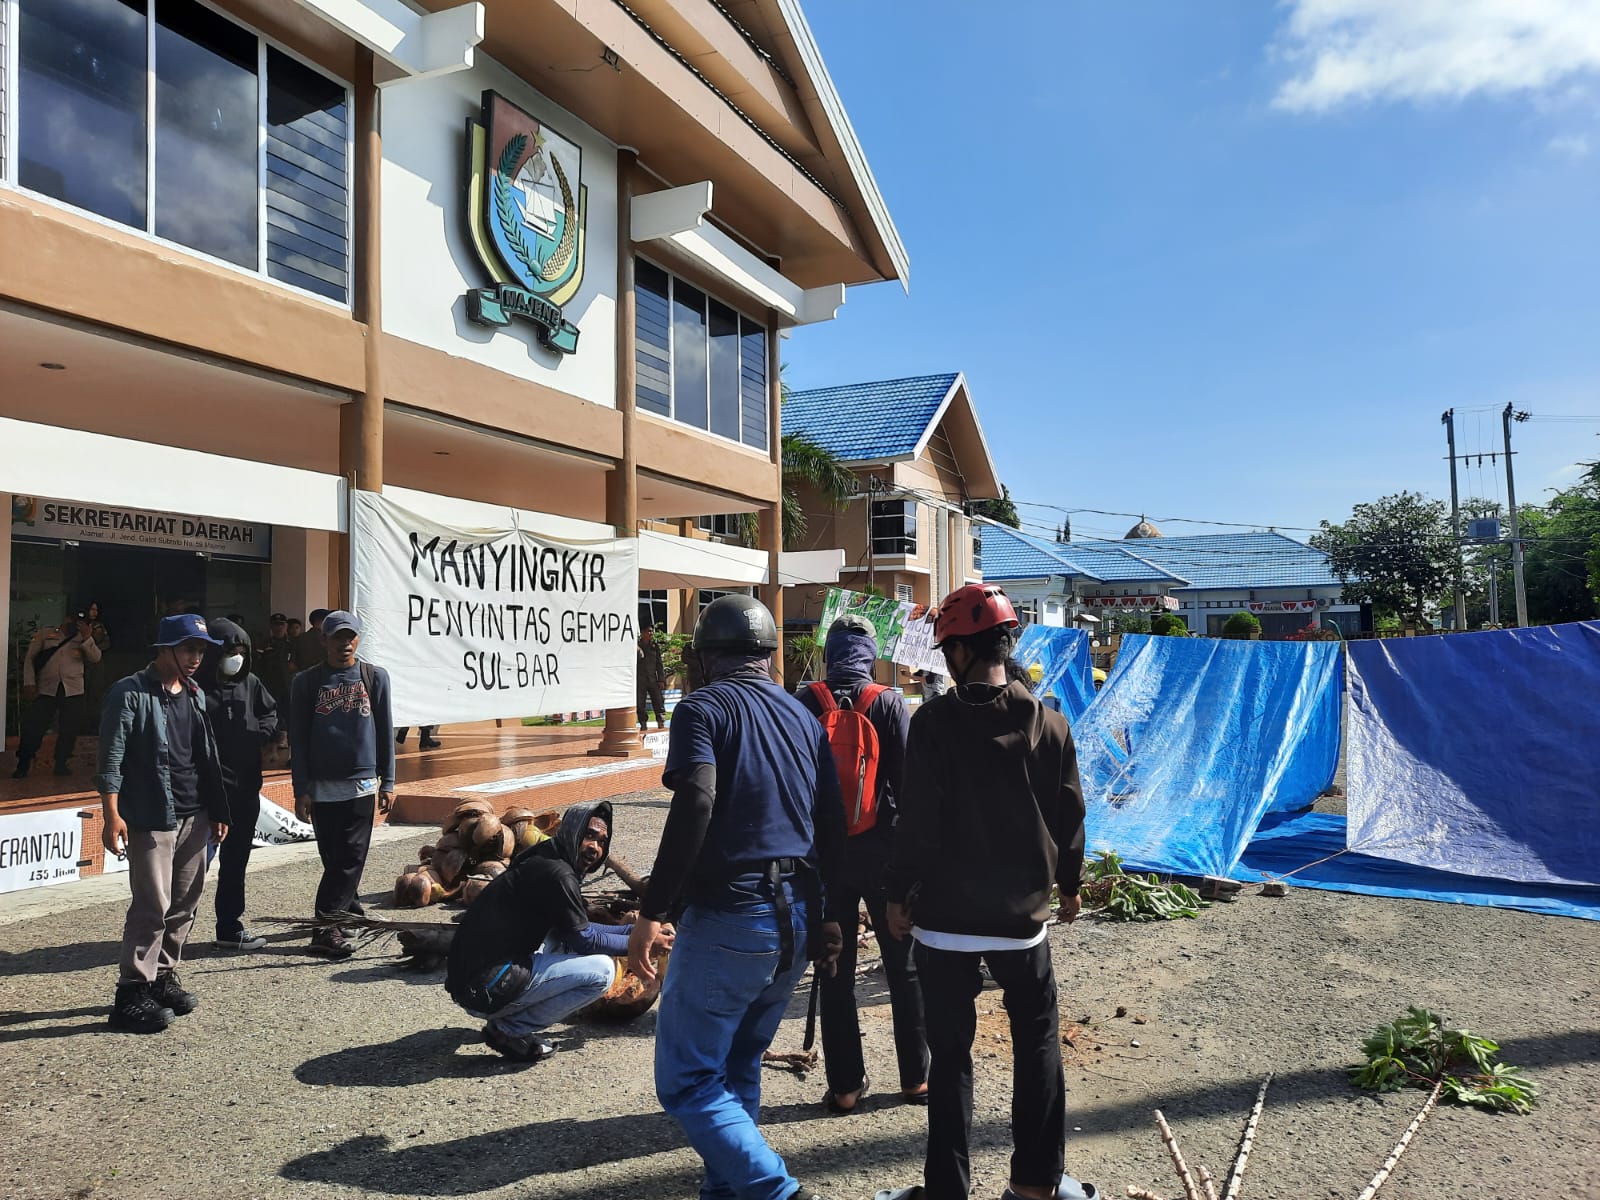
[279,1027,1600,1197]
[0,939,122,977]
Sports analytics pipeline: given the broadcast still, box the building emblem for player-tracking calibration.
[463,92,586,354]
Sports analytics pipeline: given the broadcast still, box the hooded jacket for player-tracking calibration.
[796,625,910,834]
[198,618,279,796]
[446,801,630,993]
[884,680,1086,941]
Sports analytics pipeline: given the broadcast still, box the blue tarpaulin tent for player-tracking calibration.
[1345,622,1600,888]
[1078,634,1343,877]
[1013,625,1095,720]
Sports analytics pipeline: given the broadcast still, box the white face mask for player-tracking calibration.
[220,653,245,677]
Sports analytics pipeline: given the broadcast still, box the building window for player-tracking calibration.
[697,587,753,616]
[638,589,668,632]
[871,500,917,556]
[696,513,746,540]
[971,532,982,573]
[13,0,349,302]
[895,583,914,603]
[635,258,768,450]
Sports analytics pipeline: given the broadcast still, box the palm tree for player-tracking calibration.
[738,368,856,551]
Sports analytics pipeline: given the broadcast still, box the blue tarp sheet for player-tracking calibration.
[1346,622,1600,888]
[1235,811,1600,921]
[1013,625,1095,720]
[1077,635,1343,877]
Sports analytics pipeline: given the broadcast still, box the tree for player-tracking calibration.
[1519,464,1600,624]
[969,483,1021,529]
[1150,612,1187,636]
[1111,610,1151,634]
[1311,491,1454,627]
[742,368,860,551]
[1222,611,1261,640]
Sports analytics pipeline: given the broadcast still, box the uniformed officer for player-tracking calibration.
[628,594,846,1200]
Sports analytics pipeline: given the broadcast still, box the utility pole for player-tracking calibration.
[1502,403,1530,627]
[1442,410,1468,631]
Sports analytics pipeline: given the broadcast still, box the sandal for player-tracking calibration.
[900,1086,929,1106]
[823,1075,870,1115]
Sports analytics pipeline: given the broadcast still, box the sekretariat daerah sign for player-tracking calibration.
[350,492,638,725]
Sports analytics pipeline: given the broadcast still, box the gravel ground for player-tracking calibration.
[1,788,1597,1200]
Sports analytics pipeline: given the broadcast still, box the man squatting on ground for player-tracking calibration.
[628,594,847,1200]
[446,801,655,1062]
[879,584,1095,1200]
[197,618,280,952]
[289,610,395,959]
[96,614,231,1033]
[797,615,929,1113]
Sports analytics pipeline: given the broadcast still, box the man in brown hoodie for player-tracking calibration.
[879,584,1094,1200]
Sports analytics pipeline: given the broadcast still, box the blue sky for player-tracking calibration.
[787,1,1600,543]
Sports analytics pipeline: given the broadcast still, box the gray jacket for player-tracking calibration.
[96,668,227,831]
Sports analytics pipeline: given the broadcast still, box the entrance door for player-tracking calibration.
[73,545,207,681]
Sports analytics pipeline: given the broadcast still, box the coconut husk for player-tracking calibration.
[393,872,432,908]
[450,799,494,824]
[401,863,422,876]
[433,848,468,887]
[453,814,482,847]
[479,860,507,879]
[502,806,536,824]
[532,810,562,834]
[435,830,463,854]
[582,952,668,1022]
[490,826,515,862]
[512,821,547,854]
[468,812,504,854]
[459,876,491,905]
[418,843,435,863]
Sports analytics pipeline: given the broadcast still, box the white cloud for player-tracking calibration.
[1273,0,1600,113]
[1548,132,1592,158]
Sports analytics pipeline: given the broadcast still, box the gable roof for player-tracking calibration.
[978,523,1188,585]
[1095,531,1342,590]
[784,373,959,462]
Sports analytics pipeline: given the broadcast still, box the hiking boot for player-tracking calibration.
[151,970,198,1015]
[419,736,442,750]
[309,928,354,959]
[215,928,267,952]
[109,982,174,1033]
[484,1026,554,1062]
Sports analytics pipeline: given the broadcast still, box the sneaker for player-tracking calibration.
[216,929,268,951]
[484,1026,554,1062]
[109,982,175,1033]
[309,928,355,959]
[151,970,198,1016]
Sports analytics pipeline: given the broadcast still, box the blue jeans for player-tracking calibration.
[474,945,615,1039]
[656,892,809,1200]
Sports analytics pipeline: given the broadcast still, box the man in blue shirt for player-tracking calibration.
[289,610,395,959]
[628,595,846,1200]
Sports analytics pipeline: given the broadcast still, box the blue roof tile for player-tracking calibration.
[783,373,959,462]
[978,524,1187,584]
[1067,531,1342,590]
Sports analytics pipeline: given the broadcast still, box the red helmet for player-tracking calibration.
[932,584,1018,647]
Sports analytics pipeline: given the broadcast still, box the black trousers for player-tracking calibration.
[821,836,928,1095]
[17,688,86,769]
[915,937,1066,1200]
[311,794,375,918]
[214,783,261,937]
[636,683,666,727]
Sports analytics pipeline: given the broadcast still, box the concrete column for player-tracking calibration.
[335,48,385,609]
[0,494,11,746]
[592,151,647,758]
[760,310,784,685]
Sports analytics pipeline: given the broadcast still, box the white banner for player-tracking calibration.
[350,491,638,725]
[0,808,83,894]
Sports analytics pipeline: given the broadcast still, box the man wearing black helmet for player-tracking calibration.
[877,584,1094,1200]
[628,594,846,1200]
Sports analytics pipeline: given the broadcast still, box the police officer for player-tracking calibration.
[628,595,846,1200]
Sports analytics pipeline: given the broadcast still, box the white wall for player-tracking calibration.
[381,56,619,407]
[999,577,1071,628]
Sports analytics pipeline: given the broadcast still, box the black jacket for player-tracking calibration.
[884,680,1086,940]
[199,618,279,799]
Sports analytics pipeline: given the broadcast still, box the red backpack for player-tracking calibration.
[807,681,889,836]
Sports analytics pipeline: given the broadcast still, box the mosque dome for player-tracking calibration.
[1124,516,1163,539]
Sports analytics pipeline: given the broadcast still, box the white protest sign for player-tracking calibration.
[350,491,638,725]
[0,808,83,893]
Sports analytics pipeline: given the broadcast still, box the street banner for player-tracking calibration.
[0,808,82,894]
[350,491,638,725]
[818,587,944,675]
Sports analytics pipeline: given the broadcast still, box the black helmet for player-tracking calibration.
[694,594,779,653]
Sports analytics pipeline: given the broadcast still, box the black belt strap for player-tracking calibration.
[767,859,797,974]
